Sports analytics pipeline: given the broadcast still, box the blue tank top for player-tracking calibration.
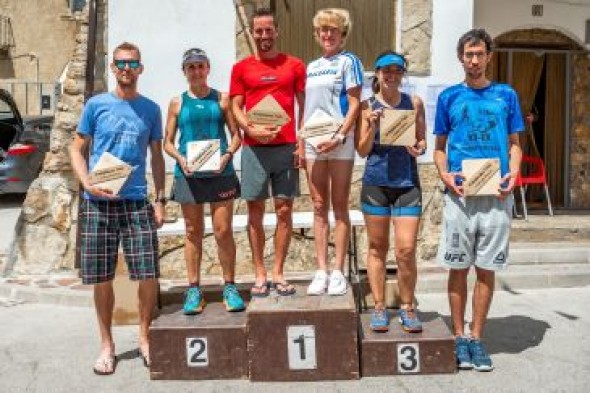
[175,89,233,178]
[362,93,420,188]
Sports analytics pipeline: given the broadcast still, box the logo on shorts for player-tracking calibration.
[219,188,237,199]
[493,252,506,264]
[452,233,460,248]
[444,252,466,263]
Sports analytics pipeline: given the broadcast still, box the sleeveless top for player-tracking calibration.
[362,92,420,188]
[175,88,233,178]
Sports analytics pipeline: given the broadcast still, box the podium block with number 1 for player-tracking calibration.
[247,286,359,381]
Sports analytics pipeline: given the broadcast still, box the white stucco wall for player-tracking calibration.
[404,0,475,162]
[474,0,590,48]
[108,0,236,170]
[107,0,481,166]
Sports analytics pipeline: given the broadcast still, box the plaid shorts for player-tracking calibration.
[79,199,159,284]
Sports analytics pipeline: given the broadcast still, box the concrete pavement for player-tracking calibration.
[1,286,589,393]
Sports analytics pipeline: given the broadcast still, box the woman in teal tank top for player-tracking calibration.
[163,48,245,314]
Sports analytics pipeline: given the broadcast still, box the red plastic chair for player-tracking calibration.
[515,155,554,220]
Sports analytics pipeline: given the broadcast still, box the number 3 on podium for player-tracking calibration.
[287,325,317,370]
[397,343,420,373]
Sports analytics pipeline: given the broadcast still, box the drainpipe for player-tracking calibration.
[84,0,98,101]
[234,0,256,56]
[76,0,98,269]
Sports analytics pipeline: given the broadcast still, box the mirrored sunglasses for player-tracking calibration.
[114,59,141,70]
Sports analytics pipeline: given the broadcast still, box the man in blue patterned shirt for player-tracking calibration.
[433,28,524,372]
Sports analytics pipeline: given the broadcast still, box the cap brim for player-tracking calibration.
[182,54,208,64]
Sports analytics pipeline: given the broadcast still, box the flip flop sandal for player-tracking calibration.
[272,281,296,296]
[139,348,150,368]
[93,353,117,376]
[250,281,270,298]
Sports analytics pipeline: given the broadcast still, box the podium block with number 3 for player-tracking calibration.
[247,286,359,381]
[360,313,456,376]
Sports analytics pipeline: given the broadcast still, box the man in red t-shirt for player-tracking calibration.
[230,7,305,297]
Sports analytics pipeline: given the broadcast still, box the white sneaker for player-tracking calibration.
[327,270,347,296]
[307,270,329,295]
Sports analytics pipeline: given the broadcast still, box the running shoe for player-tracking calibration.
[370,308,390,332]
[223,284,246,312]
[183,286,205,315]
[327,270,347,296]
[455,336,473,370]
[469,339,494,372]
[398,308,423,333]
[307,270,329,295]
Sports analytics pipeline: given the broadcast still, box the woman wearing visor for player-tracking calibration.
[356,51,427,332]
[163,48,244,315]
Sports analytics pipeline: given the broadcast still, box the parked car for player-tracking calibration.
[0,89,53,194]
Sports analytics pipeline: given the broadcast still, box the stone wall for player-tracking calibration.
[3,1,109,276]
[569,54,590,208]
[400,0,432,75]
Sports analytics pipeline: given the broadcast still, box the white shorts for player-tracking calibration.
[304,133,355,161]
[437,193,513,271]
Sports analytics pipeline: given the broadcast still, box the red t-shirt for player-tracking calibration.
[229,53,306,146]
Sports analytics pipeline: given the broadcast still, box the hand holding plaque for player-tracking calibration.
[187,139,221,173]
[378,109,416,146]
[300,109,342,149]
[88,152,132,196]
[463,158,501,196]
[246,95,290,132]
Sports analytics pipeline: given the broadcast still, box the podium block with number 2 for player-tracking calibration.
[149,303,248,380]
[247,286,359,381]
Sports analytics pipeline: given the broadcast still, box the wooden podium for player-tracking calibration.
[360,312,456,376]
[247,286,359,381]
[149,302,248,380]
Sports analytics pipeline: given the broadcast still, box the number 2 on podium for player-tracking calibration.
[287,325,317,370]
[186,337,208,367]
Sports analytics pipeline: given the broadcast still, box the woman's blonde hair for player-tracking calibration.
[312,8,351,38]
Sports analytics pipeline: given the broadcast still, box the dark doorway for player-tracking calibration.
[489,50,567,208]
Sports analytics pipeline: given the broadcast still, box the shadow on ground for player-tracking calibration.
[0,193,26,207]
[420,311,551,355]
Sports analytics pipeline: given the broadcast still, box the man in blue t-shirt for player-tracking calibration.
[433,29,524,372]
[70,42,165,375]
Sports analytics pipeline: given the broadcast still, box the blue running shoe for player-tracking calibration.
[398,308,423,333]
[370,309,390,332]
[183,286,205,315]
[223,284,246,312]
[469,339,494,372]
[455,336,473,370]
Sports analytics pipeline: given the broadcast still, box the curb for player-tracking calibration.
[2,243,589,307]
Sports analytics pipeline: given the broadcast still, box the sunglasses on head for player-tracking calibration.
[114,59,141,70]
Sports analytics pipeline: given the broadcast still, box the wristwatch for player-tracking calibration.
[333,133,347,145]
[155,197,167,205]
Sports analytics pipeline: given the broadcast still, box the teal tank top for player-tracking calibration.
[175,89,234,178]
